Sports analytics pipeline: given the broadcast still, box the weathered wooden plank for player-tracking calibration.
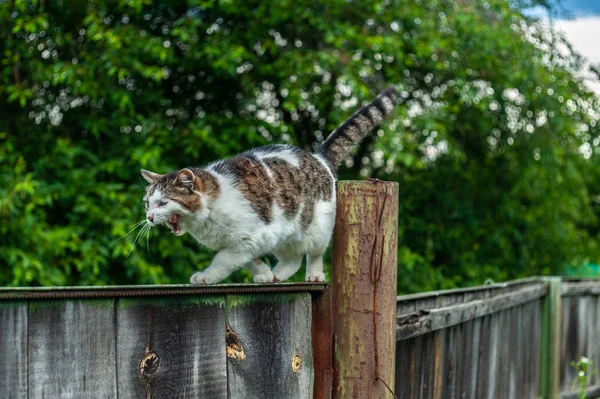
[476,314,491,398]
[445,324,460,399]
[502,307,512,399]
[28,299,116,398]
[541,277,561,399]
[312,286,332,399]
[590,295,600,386]
[561,384,600,399]
[396,276,543,303]
[431,329,445,399]
[397,299,417,317]
[419,332,435,399]
[396,284,547,340]
[532,299,543,399]
[0,301,28,399]
[412,334,423,399]
[458,319,473,399]
[116,296,227,399]
[467,317,481,399]
[560,296,573,393]
[513,304,524,399]
[561,281,600,296]
[488,311,501,399]
[226,293,313,399]
[586,296,599,388]
[395,336,416,399]
[332,180,398,399]
[559,294,600,396]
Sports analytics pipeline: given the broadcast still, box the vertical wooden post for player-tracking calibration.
[331,180,399,399]
[312,286,333,399]
[540,277,561,399]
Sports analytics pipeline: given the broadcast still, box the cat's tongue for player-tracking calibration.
[168,214,181,234]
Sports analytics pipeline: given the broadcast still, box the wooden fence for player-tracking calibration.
[394,277,600,399]
[0,285,322,399]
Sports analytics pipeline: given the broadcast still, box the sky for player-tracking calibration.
[558,0,600,17]
[555,0,600,65]
[551,0,600,92]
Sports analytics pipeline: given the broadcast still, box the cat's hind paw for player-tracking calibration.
[306,271,326,282]
[253,270,275,284]
[190,271,220,285]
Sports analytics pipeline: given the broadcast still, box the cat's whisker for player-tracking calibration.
[129,219,147,228]
[113,220,146,244]
[146,225,151,254]
[127,224,149,258]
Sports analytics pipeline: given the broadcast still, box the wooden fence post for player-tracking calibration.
[540,276,561,399]
[331,180,399,399]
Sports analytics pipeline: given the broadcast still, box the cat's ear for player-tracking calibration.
[141,169,162,184]
[175,168,196,188]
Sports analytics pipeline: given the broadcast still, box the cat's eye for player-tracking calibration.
[144,200,149,209]
[158,200,169,207]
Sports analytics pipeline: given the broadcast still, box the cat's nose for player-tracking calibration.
[147,215,154,222]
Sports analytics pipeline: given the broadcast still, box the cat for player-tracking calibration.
[141,87,398,284]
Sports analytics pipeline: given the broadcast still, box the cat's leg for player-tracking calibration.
[271,252,304,282]
[306,253,326,282]
[190,248,254,285]
[245,258,274,283]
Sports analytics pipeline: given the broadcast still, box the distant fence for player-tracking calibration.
[395,277,600,399]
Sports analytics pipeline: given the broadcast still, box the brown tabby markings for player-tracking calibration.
[263,157,303,219]
[193,169,220,198]
[147,169,220,212]
[319,87,398,168]
[298,153,333,229]
[211,150,334,229]
[212,156,275,223]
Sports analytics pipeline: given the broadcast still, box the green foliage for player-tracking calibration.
[570,356,596,399]
[1,0,599,291]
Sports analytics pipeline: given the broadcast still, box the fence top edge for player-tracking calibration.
[0,282,327,300]
[396,276,545,303]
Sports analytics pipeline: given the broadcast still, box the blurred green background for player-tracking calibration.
[2,0,600,292]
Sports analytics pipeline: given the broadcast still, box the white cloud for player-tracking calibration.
[555,17,600,64]
[554,16,600,93]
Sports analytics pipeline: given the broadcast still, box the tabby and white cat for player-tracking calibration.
[141,88,398,284]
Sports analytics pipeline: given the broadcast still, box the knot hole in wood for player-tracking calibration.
[226,325,246,360]
[292,354,302,372]
[139,352,160,380]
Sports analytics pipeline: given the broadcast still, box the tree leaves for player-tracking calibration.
[1,0,599,289]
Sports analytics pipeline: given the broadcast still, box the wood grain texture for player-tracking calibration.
[28,299,116,399]
[0,301,28,399]
[541,277,561,399]
[226,293,313,399]
[332,180,399,399]
[312,286,332,399]
[559,293,600,397]
[396,283,546,340]
[116,296,228,399]
[396,282,546,399]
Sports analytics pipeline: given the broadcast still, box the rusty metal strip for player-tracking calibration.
[0,283,327,300]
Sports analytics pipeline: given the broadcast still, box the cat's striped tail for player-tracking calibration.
[317,87,398,169]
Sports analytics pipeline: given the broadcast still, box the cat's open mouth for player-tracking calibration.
[167,214,182,235]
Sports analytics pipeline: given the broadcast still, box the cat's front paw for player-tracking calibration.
[306,272,326,282]
[190,271,220,285]
[253,270,275,284]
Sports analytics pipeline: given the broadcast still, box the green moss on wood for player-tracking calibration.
[118,295,225,309]
[226,293,307,309]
